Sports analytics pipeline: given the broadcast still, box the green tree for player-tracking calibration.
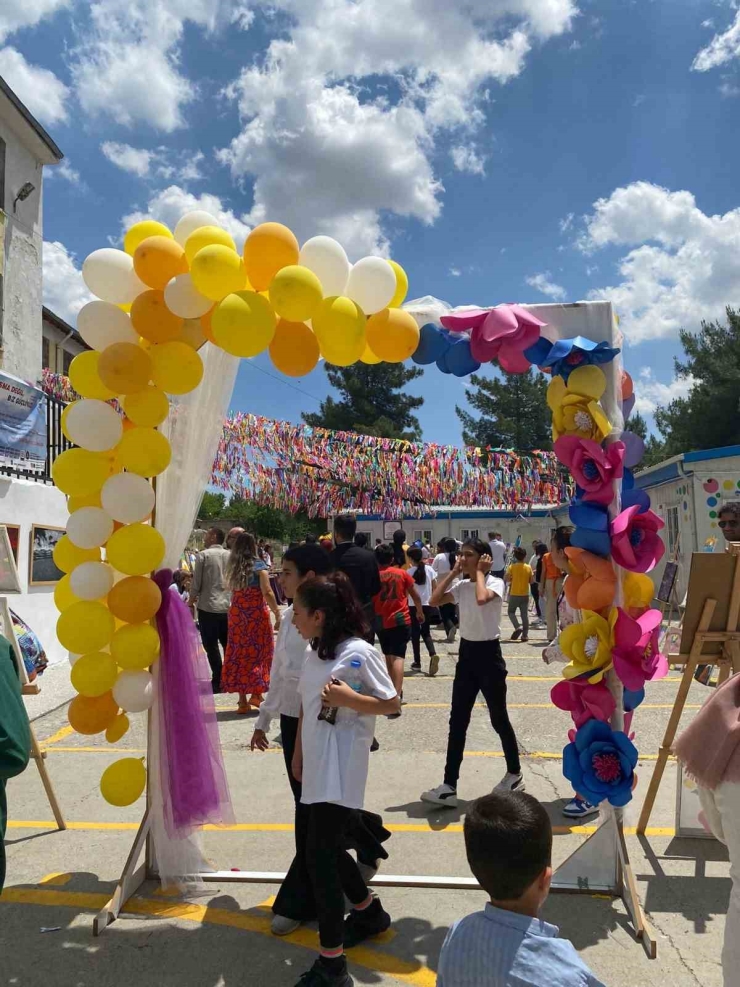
[198,491,226,520]
[456,369,552,450]
[303,363,424,440]
[642,435,667,469]
[653,307,740,456]
[626,411,648,440]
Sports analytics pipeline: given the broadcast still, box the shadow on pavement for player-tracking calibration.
[384,798,472,830]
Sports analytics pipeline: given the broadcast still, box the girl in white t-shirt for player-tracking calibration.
[406,546,439,676]
[290,572,399,987]
[421,537,523,809]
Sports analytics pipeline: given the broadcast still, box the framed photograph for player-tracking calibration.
[0,523,20,564]
[29,524,66,585]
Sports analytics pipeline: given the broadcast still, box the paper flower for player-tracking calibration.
[621,468,651,514]
[620,431,645,469]
[610,505,665,573]
[564,547,617,611]
[469,306,544,372]
[622,572,655,616]
[525,335,621,382]
[612,607,668,692]
[439,308,489,332]
[555,436,624,505]
[569,499,611,557]
[563,719,639,808]
[559,609,616,684]
[551,678,616,729]
[547,366,611,443]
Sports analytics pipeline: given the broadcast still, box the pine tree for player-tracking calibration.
[456,369,552,451]
[626,411,648,440]
[303,363,424,440]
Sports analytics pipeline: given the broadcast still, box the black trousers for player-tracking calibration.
[197,609,228,692]
[439,602,458,633]
[443,638,521,786]
[530,583,541,618]
[410,607,436,663]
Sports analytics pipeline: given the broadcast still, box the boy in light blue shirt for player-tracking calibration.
[437,791,606,987]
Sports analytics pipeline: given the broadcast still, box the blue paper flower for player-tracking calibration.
[525,335,621,381]
[563,719,638,808]
[569,499,611,557]
[623,687,645,712]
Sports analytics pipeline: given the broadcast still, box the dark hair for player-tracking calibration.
[172,569,186,591]
[513,547,527,562]
[208,526,225,545]
[407,546,426,584]
[535,543,547,558]
[375,543,395,567]
[552,525,573,551]
[334,513,357,542]
[462,537,490,559]
[295,572,369,660]
[392,529,407,567]
[375,538,382,545]
[443,537,458,569]
[283,543,332,577]
[464,791,552,901]
[304,533,317,544]
[719,502,740,519]
[354,532,368,548]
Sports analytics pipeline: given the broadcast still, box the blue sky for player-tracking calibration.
[3,0,740,446]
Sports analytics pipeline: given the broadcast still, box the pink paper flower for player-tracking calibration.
[470,306,545,372]
[554,437,625,505]
[551,678,616,729]
[610,505,665,573]
[612,607,668,692]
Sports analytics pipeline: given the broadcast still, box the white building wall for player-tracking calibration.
[355,516,555,552]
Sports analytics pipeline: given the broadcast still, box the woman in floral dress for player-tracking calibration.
[223,532,281,713]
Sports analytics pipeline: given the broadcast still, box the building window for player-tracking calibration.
[665,506,679,554]
[42,336,51,370]
[412,529,433,545]
[460,528,480,542]
[62,349,74,375]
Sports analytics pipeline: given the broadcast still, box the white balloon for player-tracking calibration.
[101,473,155,524]
[179,318,208,350]
[299,236,351,297]
[70,561,115,601]
[65,399,123,452]
[345,256,396,314]
[82,248,147,304]
[164,273,213,318]
[113,669,154,712]
[77,301,140,350]
[174,210,221,247]
[68,652,81,666]
[67,507,114,549]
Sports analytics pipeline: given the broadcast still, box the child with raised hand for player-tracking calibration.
[422,538,523,808]
[505,546,533,642]
[290,572,400,987]
[437,790,606,986]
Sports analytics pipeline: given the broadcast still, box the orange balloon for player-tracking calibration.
[269,320,320,377]
[621,371,634,400]
[98,342,153,395]
[107,576,163,624]
[133,236,188,291]
[131,289,184,343]
[201,308,216,344]
[243,222,299,291]
[68,692,119,735]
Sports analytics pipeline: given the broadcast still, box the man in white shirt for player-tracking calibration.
[487,532,507,579]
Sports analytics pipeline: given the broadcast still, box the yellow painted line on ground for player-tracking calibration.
[39,725,75,748]
[0,888,432,987]
[458,750,665,761]
[44,746,147,754]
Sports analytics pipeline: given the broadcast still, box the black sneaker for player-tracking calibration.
[410,661,422,671]
[370,736,380,752]
[343,897,391,948]
[295,957,353,986]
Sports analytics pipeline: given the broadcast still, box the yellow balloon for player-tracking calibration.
[69,351,117,401]
[107,576,162,623]
[54,573,80,612]
[68,691,119,735]
[118,302,132,313]
[269,320,320,377]
[269,265,323,322]
[184,226,236,263]
[133,236,188,291]
[312,296,366,366]
[106,524,166,576]
[387,260,408,308]
[52,449,111,497]
[116,427,172,477]
[71,652,119,697]
[360,343,382,365]
[57,601,115,653]
[178,317,208,350]
[191,244,247,301]
[68,491,102,512]
[111,623,160,670]
[212,290,277,357]
[53,535,101,574]
[243,222,299,291]
[131,289,184,344]
[122,386,169,428]
[124,221,173,256]
[149,341,204,395]
[366,307,420,362]
[100,757,147,807]
[98,342,153,395]
[106,713,130,744]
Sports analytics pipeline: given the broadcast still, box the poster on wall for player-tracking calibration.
[0,370,47,475]
[0,523,20,564]
[29,525,65,585]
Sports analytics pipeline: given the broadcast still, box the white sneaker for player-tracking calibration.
[271,914,301,935]
[357,858,380,884]
[421,783,458,807]
[494,772,525,793]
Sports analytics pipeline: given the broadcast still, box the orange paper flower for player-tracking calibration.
[564,547,617,611]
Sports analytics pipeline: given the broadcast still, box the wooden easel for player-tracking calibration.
[0,596,66,830]
[637,545,740,834]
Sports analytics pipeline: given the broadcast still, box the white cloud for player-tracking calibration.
[633,368,697,416]
[451,144,486,175]
[449,267,462,277]
[122,185,251,249]
[0,0,69,42]
[0,46,69,124]
[692,10,740,71]
[559,212,575,233]
[42,241,94,325]
[525,271,566,300]
[56,160,80,184]
[101,141,153,176]
[581,181,740,344]
[720,78,740,97]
